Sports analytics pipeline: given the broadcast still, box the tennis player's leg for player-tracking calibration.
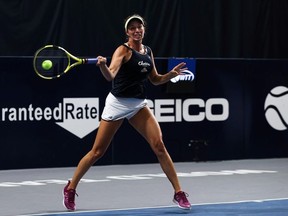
[69,119,123,189]
[128,106,191,209]
[63,119,123,210]
[128,106,181,190]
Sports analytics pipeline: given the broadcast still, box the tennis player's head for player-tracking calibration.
[124,14,146,40]
[124,14,145,32]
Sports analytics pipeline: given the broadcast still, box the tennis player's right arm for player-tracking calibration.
[97,58,114,81]
[97,46,127,81]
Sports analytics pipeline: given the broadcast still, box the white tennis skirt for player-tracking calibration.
[101,92,148,121]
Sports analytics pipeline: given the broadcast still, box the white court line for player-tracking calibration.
[18,197,288,216]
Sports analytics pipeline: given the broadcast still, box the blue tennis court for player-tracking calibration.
[22,199,288,216]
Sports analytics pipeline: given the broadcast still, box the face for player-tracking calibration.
[126,20,145,41]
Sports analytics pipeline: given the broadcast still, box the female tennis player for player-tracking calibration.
[63,14,191,211]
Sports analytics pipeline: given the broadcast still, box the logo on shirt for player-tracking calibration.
[138,61,150,67]
[138,61,150,73]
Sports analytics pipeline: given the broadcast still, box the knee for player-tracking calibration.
[88,148,106,164]
[151,139,167,157]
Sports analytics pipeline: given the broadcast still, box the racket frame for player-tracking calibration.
[33,45,98,79]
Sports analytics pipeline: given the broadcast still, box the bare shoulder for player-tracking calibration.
[115,44,130,54]
[114,44,132,63]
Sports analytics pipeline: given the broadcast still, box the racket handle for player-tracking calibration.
[85,58,98,64]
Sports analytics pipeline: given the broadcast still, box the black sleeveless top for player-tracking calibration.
[111,44,153,99]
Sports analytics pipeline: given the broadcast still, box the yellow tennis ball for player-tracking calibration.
[42,60,53,70]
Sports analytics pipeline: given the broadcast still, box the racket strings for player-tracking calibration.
[34,47,69,78]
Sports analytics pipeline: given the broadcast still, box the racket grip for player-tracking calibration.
[85,58,98,64]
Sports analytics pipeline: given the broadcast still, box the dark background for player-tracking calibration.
[0,0,288,170]
[0,0,288,58]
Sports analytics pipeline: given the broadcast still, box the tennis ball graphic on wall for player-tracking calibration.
[264,86,288,131]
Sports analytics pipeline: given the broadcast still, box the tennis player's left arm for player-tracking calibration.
[148,51,186,85]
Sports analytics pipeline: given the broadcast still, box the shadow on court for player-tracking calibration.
[29,199,288,216]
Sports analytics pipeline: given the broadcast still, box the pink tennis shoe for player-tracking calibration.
[173,191,192,210]
[63,180,78,211]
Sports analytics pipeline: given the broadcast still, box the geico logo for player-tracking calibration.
[147,98,229,122]
[1,102,97,121]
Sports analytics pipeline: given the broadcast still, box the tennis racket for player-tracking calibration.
[33,45,98,79]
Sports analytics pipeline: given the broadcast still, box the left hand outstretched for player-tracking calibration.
[169,62,187,78]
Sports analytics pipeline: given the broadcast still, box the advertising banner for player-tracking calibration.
[0,57,287,169]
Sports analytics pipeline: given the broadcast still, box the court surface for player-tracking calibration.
[0,158,287,216]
